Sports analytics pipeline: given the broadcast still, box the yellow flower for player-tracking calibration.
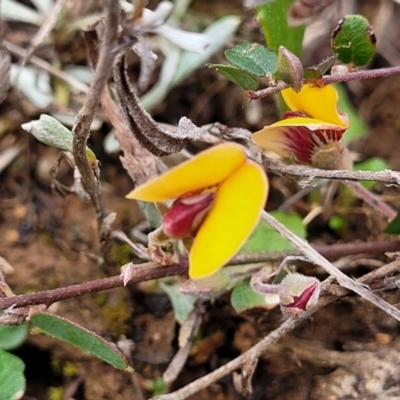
[252,84,352,170]
[126,143,268,279]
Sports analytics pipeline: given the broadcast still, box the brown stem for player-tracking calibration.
[0,262,187,310]
[263,158,400,185]
[346,181,396,220]
[250,65,400,100]
[1,240,399,311]
[72,0,120,266]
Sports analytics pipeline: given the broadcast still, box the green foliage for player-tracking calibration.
[240,211,306,253]
[331,15,376,66]
[231,279,267,313]
[335,84,368,143]
[159,280,197,324]
[329,157,389,232]
[385,214,400,234]
[303,55,337,80]
[0,323,29,350]
[48,387,64,400]
[257,0,305,57]
[209,64,259,90]
[231,211,306,313]
[225,43,278,77]
[0,349,26,400]
[354,157,389,189]
[31,313,133,371]
[276,46,303,91]
[209,43,277,90]
[146,378,167,396]
[138,201,162,229]
[21,114,97,165]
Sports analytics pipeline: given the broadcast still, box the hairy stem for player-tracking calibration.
[251,65,400,100]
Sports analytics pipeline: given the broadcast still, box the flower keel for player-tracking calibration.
[163,192,215,238]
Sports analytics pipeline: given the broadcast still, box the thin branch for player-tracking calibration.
[20,0,67,67]
[264,158,400,185]
[72,0,120,264]
[230,240,400,265]
[1,240,399,311]
[0,262,187,310]
[346,181,396,220]
[152,258,400,400]
[251,65,400,100]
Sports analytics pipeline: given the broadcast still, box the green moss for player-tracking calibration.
[48,387,64,400]
[112,243,135,265]
[97,293,133,337]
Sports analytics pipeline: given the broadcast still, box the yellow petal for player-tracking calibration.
[252,125,293,159]
[126,143,247,202]
[259,117,343,130]
[282,84,349,128]
[189,160,268,279]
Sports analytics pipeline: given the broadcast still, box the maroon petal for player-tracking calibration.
[163,192,215,238]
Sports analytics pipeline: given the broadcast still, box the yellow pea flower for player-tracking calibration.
[252,84,352,170]
[126,143,268,279]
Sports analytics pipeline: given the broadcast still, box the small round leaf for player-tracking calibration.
[331,15,376,66]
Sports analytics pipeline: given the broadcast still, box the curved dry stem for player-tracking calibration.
[72,0,120,264]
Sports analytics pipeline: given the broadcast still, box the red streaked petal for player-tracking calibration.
[253,123,347,164]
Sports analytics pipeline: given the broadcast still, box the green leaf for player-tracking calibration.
[354,157,389,189]
[225,43,277,77]
[208,64,259,90]
[231,279,268,313]
[385,213,400,235]
[335,84,367,143]
[138,201,162,228]
[240,211,306,253]
[331,15,376,66]
[159,281,197,324]
[31,313,132,371]
[329,214,346,231]
[257,0,305,57]
[276,46,303,91]
[21,115,97,165]
[0,349,26,400]
[0,324,29,351]
[146,378,168,396]
[304,55,337,79]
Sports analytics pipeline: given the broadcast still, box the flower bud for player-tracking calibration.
[278,273,320,316]
[277,46,304,92]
